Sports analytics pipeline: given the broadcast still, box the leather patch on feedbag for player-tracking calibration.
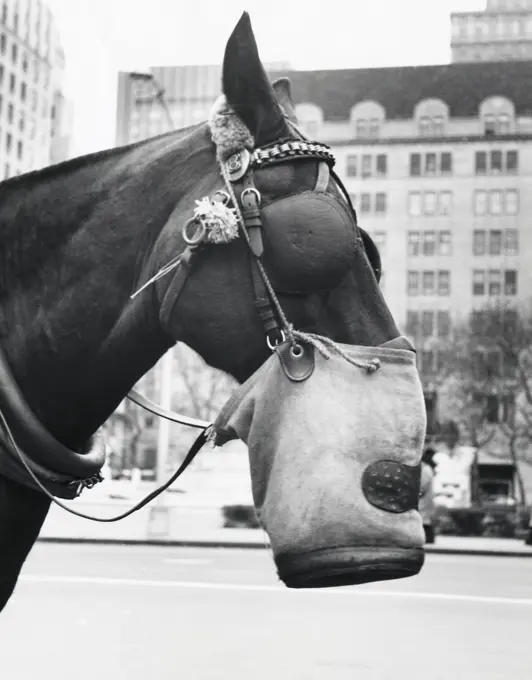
[362,460,421,514]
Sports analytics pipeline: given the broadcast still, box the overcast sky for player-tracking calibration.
[45,0,485,156]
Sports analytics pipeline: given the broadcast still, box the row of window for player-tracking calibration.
[0,67,47,116]
[473,269,518,296]
[350,193,387,215]
[345,149,521,179]
[408,231,452,257]
[474,189,519,216]
[408,191,452,216]
[473,229,519,256]
[0,130,24,159]
[407,269,518,297]
[352,111,515,140]
[346,154,387,178]
[407,271,451,297]
[352,190,520,218]
[475,150,518,174]
[0,3,53,59]
[406,310,451,339]
[0,33,50,86]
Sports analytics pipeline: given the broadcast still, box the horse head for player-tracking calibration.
[148,13,428,588]
[153,13,399,382]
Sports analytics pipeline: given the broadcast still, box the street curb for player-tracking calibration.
[37,536,532,557]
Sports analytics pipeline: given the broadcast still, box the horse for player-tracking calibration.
[0,12,427,612]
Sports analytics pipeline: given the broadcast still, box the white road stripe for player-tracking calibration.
[163,559,212,565]
[19,574,532,606]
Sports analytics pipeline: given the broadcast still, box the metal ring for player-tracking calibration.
[182,218,206,245]
[212,190,231,206]
[266,329,286,351]
[290,343,304,358]
[241,187,262,205]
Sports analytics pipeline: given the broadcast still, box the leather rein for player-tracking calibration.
[0,135,353,523]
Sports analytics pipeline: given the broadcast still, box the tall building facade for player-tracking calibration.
[264,61,532,381]
[451,0,532,62]
[0,0,69,180]
[115,62,291,146]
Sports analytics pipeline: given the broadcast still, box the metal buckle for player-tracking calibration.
[225,149,251,182]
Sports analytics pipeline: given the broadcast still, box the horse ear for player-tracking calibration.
[222,12,290,145]
[272,78,298,124]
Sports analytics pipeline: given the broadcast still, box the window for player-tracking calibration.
[475,151,487,174]
[369,118,380,138]
[425,153,437,175]
[490,150,502,173]
[438,231,452,255]
[408,232,420,256]
[375,193,387,214]
[11,43,17,63]
[473,230,486,255]
[489,190,502,215]
[422,271,435,295]
[407,271,419,296]
[372,231,386,256]
[437,311,451,338]
[16,140,22,159]
[489,230,502,256]
[506,150,518,173]
[505,190,518,215]
[473,270,486,295]
[9,73,15,92]
[21,81,26,100]
[504,229,518,255]
[360,193,371,213]
[433,116,444,136]
[474,190,487,215]
[440,153,452,174]
[361,154,372,178]
[439,191,452,215]
[419,117,431,136]
[346,155,357,177]
[488,269,501,296]
[423,231,436,256]
[356,119,367,138]
[376,154,387,177]
[498,113,510,134]
[408,192,422,216]
[484,113,496,136]
[421,311,434,337]
[406,311,419,337]
[420,350,436,376]
[504,270,517,295]
[424,192,437,215]
[410,153,421,177]
[438,271,450,296]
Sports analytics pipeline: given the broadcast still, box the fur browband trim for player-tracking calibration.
[208,95,255,162]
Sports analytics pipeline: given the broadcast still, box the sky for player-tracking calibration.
[45,0,485,157]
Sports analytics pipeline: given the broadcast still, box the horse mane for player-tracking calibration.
[0,122,212,295]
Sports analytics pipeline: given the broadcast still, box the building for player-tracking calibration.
[451,0,532,63]
[265,61,532,377]
[0,0,69,180]
[115,62,291,146]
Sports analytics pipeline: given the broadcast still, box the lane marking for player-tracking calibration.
[163,559,212,566]
[19,574,532,606]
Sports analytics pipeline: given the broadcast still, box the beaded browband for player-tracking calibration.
[251,140,336,168]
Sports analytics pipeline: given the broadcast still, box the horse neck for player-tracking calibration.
[0,126,216,449]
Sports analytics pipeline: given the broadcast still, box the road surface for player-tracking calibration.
[1,543,531,680]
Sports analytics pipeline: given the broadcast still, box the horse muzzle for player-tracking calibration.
[213,337,427,589]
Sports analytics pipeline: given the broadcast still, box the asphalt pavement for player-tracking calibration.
[1,543,531,680]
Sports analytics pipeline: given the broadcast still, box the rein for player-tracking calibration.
[0,115,377,522]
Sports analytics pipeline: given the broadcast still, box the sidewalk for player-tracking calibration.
[37,497,532,557]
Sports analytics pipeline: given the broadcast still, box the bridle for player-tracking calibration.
[0,128,373,523]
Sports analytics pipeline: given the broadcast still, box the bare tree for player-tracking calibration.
[426,301,532,505]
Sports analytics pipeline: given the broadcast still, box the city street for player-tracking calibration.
[1,543,531,680]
